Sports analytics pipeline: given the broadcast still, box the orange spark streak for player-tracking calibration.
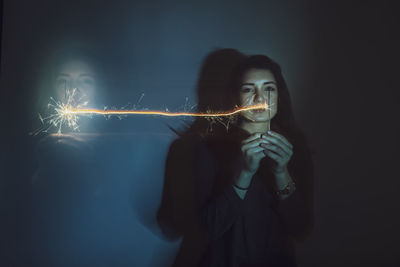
[64,103,269,117]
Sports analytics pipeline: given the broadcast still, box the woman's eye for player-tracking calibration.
[56,79,67,87]
[241,88,253,93]
[82,78,94,85]
[264,86,275,91]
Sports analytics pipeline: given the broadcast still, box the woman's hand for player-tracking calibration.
[233,133,268,193]
[260,131,293,173]
[240,133,269,174]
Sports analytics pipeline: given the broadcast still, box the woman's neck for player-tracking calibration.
[238,120,269,135]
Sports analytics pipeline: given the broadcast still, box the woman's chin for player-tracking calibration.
[241,114,270,123]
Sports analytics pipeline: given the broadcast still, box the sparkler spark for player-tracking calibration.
[31,88,91,135]
[32,88,272,135]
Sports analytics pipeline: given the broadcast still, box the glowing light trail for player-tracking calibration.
[63,103,269,117]
[32,88,272,135]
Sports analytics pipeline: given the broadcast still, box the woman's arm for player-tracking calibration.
[231,169,253,199]
[194,141,248,241]
[231,133,271,199]
[274,167,296,200]
[260,131,314,241]
[276,141,315,241]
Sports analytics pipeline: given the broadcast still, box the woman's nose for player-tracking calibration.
[254,90,265,103]
[70,80,78,90]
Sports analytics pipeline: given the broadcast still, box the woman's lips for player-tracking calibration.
[252,108,266,113]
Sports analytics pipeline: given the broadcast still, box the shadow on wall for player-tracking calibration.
[32,131,182,267]
[155,48,247,267]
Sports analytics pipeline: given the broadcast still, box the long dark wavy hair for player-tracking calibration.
[231,56,314,238]
[178,51,312,155]
[228,55,303,144]
[165,51,314,241]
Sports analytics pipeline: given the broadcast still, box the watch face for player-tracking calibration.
[276,180,295,196]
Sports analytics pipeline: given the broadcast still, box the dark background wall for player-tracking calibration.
[1,0,399,266]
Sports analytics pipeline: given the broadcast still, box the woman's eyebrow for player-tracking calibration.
[263,81,277,85]
[241,81,277,86]
[79,73,95,77]
[56,73,71,77]
[241,83,254,86]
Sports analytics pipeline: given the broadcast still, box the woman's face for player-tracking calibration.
[238,68,278,122]
[54,59,97,105]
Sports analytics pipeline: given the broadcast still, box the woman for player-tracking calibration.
[194,55,314,267]
[32,46,105,135]
[31,47,109,266]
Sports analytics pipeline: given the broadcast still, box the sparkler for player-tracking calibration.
[267,90,271,132]
[31,88,90,135]
[32,88,271,135]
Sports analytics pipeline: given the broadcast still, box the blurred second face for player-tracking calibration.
[54,59,97,106]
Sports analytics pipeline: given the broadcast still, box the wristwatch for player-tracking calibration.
[276,179,296,196]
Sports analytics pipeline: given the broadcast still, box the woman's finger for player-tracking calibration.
[246,146,266,156]
[260,143,290,158]
[266,131,293,149]
[262,135,292,155]
[242,137,269,151]
[263,149,281,162]
[241,133,264,145]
